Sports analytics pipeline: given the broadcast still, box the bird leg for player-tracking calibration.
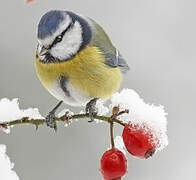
[85,98,98,122]
[45,101,63,131]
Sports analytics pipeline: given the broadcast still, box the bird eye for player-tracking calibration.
[55,35,63,43]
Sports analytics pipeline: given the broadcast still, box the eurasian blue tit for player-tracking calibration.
[35,10,130,130]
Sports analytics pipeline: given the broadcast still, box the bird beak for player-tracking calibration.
[38,44,48,56]
[40,46,48,56]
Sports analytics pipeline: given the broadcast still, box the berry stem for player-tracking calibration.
[110,120,115,148]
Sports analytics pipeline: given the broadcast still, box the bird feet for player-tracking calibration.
[45,101,63,131]
[85,98,98,122]
[45,111,57,131]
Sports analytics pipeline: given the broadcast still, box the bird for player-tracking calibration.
[35,10,130,131]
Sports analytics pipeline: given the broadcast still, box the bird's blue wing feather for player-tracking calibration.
[89,19,130,73]
[104,49,130,73]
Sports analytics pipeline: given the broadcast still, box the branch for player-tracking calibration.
[0,111,127,131]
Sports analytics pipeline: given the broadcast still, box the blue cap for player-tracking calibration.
[38,10,65,39]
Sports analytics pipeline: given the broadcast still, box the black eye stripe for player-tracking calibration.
[48,22,74,49]
[61,22,74,36]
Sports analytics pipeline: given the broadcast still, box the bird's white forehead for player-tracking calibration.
[37,14,72,46]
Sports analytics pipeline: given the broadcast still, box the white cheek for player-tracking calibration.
[50,22,83,60]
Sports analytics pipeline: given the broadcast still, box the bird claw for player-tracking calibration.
[85,98,98,122]
[45,112,57,131]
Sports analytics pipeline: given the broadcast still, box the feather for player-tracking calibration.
[89,19,130,73]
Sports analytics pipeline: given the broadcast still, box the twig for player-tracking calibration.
[0,113,126,130]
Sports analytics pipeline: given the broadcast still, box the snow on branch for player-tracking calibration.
[0,98,43,133]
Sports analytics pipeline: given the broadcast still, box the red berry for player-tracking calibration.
[100,148,127,180]
[122,123,156,159]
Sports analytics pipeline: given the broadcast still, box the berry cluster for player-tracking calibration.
[100,106,157,180]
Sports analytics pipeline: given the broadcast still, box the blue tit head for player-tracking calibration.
[37,10,92,62]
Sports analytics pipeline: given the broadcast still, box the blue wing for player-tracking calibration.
[89,19,130,73]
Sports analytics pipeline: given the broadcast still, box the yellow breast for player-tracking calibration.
[35,45,122,99]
